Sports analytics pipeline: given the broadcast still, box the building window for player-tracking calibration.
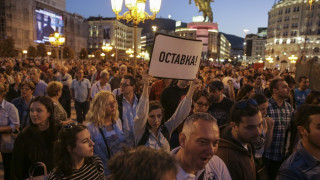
[283,32,288,36]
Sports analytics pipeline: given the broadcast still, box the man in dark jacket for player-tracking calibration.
[216,99,263,180]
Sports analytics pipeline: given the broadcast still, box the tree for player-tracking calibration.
[27,46,37,58]
[79,48,88,59]
[94,49,101,60]
[36,43,47,57]
[51,48,57,59]
[0,37,16,57]
[63,46,75,59]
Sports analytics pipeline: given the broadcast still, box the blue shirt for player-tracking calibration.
[121,95,138,137]
[294,88,311,109]
[71,78,91,102]
[0,100,20,131]
[277,141,320,180]
[12,97,33,129]
[33,80,48,96]
[263,97,294,161]
[86,119,133,176]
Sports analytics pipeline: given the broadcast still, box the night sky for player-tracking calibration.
[66,0,275,37]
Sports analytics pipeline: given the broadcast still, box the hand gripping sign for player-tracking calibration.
[148,34,203,80]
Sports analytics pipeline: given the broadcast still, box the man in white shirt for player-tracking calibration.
[171,113,231,180]
[91,70,111,98]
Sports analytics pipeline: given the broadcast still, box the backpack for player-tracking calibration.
[138,125,170,146]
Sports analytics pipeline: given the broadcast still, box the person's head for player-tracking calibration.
[20,81,35,98]
[215,71,224,80]
[305,91,320,106]
[136,66,144,76]
[13,71,22,84]
[0,83,9,100]
[120,74,135,96]
[177,80,190,89]
[55,124,94,176]
[250,94,268,117]
[269,78,290,99]
[0,73,7,84]
[229,99,262,144]
[85,91,118,127]
[99,70,110,83]
[208,80,224,103]
[179,113,219,171]
[61,67,68,75]
[30,67,41,83]
[108,146,177,180]
[47,81,63,98]
[29,96,55,129]
[298,76,310,91]
[147,101,164,131]
[295,105,320,151]
[283,75,296,90]
[76,69,84,80]
[254,73,263,86]
[192,90,210,113]
[236,84,254,101]
[119,64,128,77]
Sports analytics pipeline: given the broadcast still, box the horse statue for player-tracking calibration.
[189,0,214,22]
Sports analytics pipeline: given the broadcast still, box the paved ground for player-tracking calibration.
[0,101,77,179]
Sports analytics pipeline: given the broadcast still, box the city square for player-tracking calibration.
[0,0,320,179]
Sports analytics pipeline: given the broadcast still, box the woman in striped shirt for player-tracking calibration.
[48,124,105,180]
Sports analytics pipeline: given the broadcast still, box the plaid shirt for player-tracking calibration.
[263,97,294,161]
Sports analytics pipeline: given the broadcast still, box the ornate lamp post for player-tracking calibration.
[22,50,27,59]
[102,43,113,61]
[111,0,162,76]
[49,32,65,60]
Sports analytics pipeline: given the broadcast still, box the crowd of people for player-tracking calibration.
[0,57,319,180]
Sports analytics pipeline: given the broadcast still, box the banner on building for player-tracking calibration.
[148,34,203,80]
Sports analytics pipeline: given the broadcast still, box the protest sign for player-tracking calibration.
[148,34,203,80]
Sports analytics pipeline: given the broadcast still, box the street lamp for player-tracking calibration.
[289,55,297,64]
[111,0,162,76]
[49,32,65,60]
[22,50,27,59]
[102,43,113,61]
[47,51,51,61]
[243,29,249,66]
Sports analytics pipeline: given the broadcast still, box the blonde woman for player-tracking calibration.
[85,91,134,176]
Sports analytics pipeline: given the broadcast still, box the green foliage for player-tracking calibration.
[51,48,57,59]
[36,43,47,57]
[94,49,101,59]
[0,37,16,57]
[63,46,75,59]
[80,48,88,59]
[27,46,37,58]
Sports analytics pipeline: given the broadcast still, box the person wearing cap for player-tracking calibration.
[207,80,234,126]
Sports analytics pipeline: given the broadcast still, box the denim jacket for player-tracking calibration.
[86,119,134,176]
[277,141,320,180]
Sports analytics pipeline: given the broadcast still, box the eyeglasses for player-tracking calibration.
[236,99,258,109]
[106,101,117,107]
[120,83,131,87]
[196,102,209,107]
[63,122,78,129]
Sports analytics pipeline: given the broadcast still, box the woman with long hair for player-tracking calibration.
[11,96,60,180]
[134,75,199,152]
[47,124,105,179]
[85,91,134,176]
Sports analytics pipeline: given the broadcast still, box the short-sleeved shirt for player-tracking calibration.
[208,97,234,126]
[71,78,91,103]
[0,100,20,131]
[33,80,48,96]
[294,88,311,109]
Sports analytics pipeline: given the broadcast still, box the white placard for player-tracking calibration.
[149,34,202,80]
